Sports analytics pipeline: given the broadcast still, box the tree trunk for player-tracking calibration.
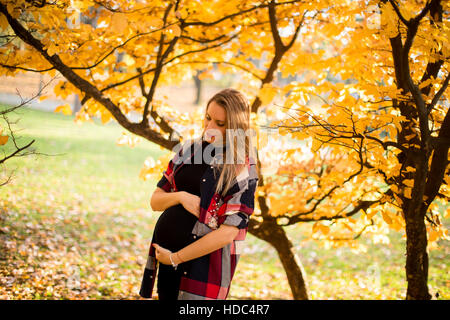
[404,151,432,300]
[73,94,82,114]
[193,73,202,105]
[249,220,309,300]
[405,215,431,300]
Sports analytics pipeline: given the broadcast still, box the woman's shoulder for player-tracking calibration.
[172,138,200,164]
[242,154,258,182]
[223,158,258,197]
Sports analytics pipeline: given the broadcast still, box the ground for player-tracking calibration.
[0,106,448,300]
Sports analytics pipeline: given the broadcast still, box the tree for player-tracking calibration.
[0,78,56,186]
[276,0,449,299]
[0,100,35,186]
[1,0,447,300]
[0,0,317,299]
[193,70,203,105]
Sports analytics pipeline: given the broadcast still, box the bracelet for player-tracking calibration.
[169,253,178,270]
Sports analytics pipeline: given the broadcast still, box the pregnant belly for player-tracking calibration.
[153,204,198,252]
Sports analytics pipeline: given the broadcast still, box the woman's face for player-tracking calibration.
[204,100,227,143]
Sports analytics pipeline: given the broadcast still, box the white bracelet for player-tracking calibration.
[169,253,178,270]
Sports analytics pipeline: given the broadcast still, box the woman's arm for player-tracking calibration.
[153,224,239,265]
[151,188,202,218]
[150,187,183,212]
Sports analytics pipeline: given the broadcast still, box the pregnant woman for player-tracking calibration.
[139,88,258,300]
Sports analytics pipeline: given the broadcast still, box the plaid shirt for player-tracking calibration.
[139,139,258,300]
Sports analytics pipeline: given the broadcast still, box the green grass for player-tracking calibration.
[0,105,448,300]
[0,106,164,299]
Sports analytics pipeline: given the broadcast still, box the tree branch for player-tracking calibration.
[280,139,367,225]
[286,199,378,224]
[176,60,264,81]
[0,2,177,150]
[179,34,228,43]
[100,33,239,92]
[423,107,450,209]
[181,0,303,27]
[428,72,450,112]
[388,0,412,26]
[0,63,55,73]
[142,3,175,125]
[268,0,285,51]
[419,0,443,100]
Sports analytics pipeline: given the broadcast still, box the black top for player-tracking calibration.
[152,140,212,252]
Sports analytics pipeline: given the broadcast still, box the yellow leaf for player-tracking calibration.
[7,4,20,19]
[366,208,377,220]
[382,211,392,224]
[147,17,164,28]
[405,166,415,173]
[403,179,414,188]
[343,223,354,232]
[54,104,72,115]
[419,78,433,89]
[404,187,412,199]
[100,110,112,124]
[0,134,8,145]
[390,184,399,193]
[313,222,330,235]
[390,216,403,232]
[380,2,399,37]
[167,24,181,37]
[47,43,58,56]
[0,13,8,30]
[259,84,278,106]
[111,13,128,34]
[123,54,135,67]
[320,224,330,235]
[428,228,438,242]
[311,138,322,152]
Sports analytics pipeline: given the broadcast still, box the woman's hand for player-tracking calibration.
[178,191,201,218]
[153,243,172,265]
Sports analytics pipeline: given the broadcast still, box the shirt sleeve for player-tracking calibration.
[221,177,258,229]
[156,164,173,192]
[155,141,188,192]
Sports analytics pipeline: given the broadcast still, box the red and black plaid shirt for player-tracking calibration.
[139,139,258,300]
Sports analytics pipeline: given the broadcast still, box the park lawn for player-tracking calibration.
[0,105,448,300]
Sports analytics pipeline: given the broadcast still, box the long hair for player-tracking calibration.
[200,88,255,197]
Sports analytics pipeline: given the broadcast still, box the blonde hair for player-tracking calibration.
[200,88,254,197]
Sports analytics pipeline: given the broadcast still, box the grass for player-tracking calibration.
[0,105,448,300]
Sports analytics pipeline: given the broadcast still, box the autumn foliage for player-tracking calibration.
[0,0,448,300]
